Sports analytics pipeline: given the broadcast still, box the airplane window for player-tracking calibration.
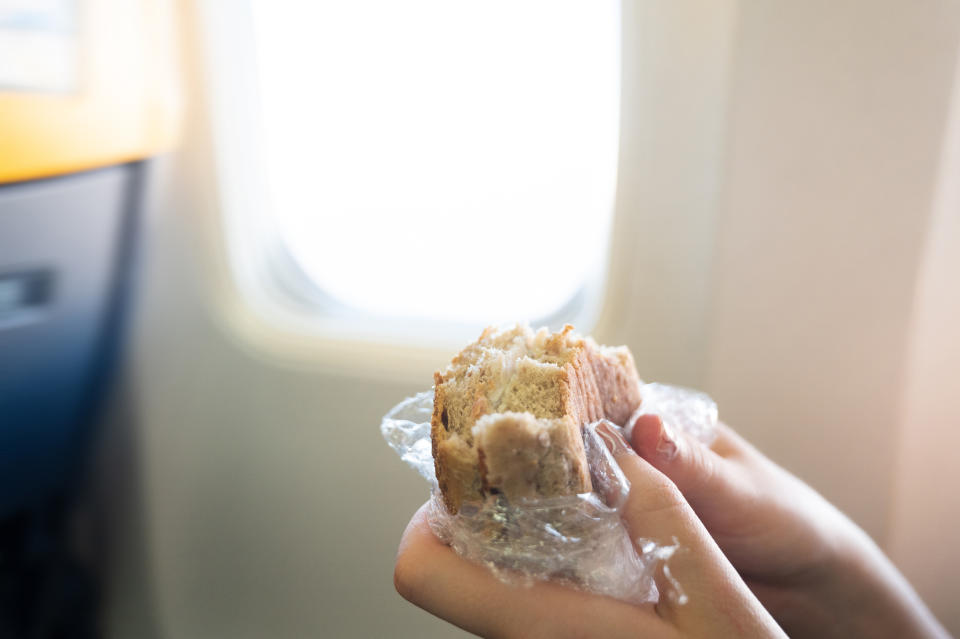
[249,1,620,325]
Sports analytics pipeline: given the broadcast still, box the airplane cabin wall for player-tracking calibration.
[105,1,960,637]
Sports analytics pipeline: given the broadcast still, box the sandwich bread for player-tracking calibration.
[431,324,642,513]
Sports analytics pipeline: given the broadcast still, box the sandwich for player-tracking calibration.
[431,324,643,513]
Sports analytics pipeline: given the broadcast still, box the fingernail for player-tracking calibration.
[657,420,681,461]
[596,421,633,457]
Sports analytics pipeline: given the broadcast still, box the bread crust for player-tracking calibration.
[432,325,642,513]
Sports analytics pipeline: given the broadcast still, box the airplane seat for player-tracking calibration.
[0,1,178,635]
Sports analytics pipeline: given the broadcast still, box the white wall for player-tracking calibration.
[107,1,960,637]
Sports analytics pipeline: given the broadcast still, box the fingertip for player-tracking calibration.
[595,421,687,518]
[630,414,664,458]
[395,502,436,602]
[397,502,433,552]
[627,416,731,514]
[595,420,634,457]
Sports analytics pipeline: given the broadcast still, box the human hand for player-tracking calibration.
[629,415,949,638]
[393,423,785,639]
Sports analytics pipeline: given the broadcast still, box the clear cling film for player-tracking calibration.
[381,383,718,605]
[623,383,719,446]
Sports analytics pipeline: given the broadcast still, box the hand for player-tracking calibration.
[629,415,949,639]
[393,423,785,639]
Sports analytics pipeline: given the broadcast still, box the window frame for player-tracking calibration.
[195,0,623,377]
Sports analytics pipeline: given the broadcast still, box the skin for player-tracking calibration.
[394,422,786,638]
[395,416,950,638]
[629,415,951,639]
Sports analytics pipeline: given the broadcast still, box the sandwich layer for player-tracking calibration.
[431,324,642,512]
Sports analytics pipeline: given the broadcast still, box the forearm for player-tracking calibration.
[783,528,949,639]
[834,529,947,638]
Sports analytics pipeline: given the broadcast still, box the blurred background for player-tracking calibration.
[1,0,959,637]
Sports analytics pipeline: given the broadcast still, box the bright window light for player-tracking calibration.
[249,1,620,324]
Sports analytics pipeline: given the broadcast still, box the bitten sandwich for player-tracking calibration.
[431,324,643,513]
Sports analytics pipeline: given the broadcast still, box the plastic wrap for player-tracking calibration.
[624,383,718,446]
[381,383,718,604]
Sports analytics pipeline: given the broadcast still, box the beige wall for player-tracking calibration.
[107,1,960,637]
[704,0,960,539]
[887,33,960,633]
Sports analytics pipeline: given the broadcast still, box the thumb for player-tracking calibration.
[594,421,694,543]
[629,414,748,521]
[594,422,781,635]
